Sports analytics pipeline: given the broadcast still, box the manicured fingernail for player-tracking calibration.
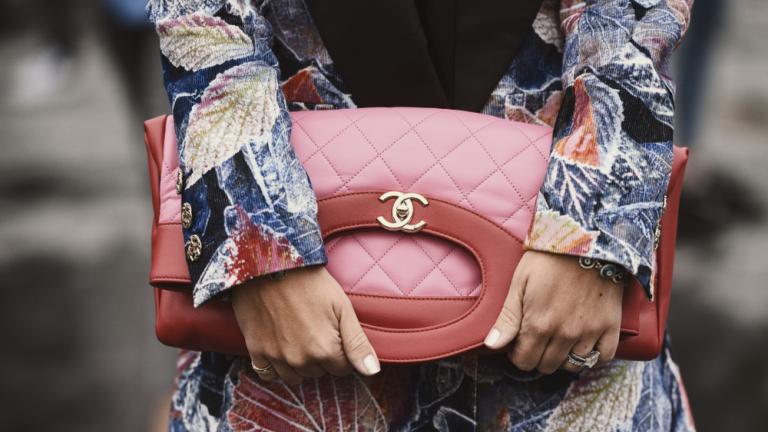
[484,328,501,347]
[363,354,380,375]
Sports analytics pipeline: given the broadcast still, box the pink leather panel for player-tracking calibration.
[290,107,552,242]
[292,108,550,298]
[325,231,481,297]
[159,116,181,225]
[158,107,550,299]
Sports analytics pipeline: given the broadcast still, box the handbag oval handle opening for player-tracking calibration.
[318,192,522,362]
[324,227,482,329]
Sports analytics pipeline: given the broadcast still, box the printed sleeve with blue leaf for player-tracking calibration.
[523,0,693,299]
[147,0,327,307]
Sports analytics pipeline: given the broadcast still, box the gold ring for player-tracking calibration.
[251,361,274,374]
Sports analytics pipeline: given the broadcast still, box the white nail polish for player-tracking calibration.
[363,354,380,375]
[484,328,501,347]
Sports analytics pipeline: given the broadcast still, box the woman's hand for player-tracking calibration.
[484,250,624,374]
[231,266,380,385]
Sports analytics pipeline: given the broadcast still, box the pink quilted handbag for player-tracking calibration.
[144,107,688,362]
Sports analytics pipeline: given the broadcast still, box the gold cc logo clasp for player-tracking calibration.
[377,191,429,233]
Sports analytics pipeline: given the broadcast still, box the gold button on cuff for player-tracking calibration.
[176,170,183,195]
[181,203,193,229]
[185,234,202,262]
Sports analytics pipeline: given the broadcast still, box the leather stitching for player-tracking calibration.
[292,120,351,194]
[160,162,180,222]
[528,130,553,160]
[394,110,475,206]
[347,234,463,298]
[452,113,534,214]
[498,199,535,228]
[328,110,442,196]
[343,110,405,192]
[411,239,466,296]
[346,292,476,301]
[329,232,477,297]
[347,235,408,295]
[455,138,542,217]
[291,114,363,163]
[152,276,191,281]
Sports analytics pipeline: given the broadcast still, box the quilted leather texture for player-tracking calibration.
[294,108,552,297]
[160,107,553,298]
[324,231,482,297]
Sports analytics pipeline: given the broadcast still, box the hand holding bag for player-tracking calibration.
[144,107,688,362]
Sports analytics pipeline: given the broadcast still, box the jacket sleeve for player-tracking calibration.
[523,0,692,299]
[147,0,327,307]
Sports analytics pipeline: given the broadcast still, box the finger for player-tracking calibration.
[249,355,278,381]
[508,330,549,372]
[270,360,304,386]
[338,299,380,376]
[484,272,525,350]
[294,363,326,379]
[560,337,600,373]
[320,347,353,377]
[594,326,620,367]
[537,334,578,375]
[282,347,327,378]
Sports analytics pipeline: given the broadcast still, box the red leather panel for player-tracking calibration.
[615,146,688,360]
[347,294,475,329]
[151,224,192,289]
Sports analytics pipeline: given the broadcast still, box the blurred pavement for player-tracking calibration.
[668,1,768,429]
[0,32,175,431]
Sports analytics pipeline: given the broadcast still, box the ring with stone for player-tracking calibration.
[566,350,601,369]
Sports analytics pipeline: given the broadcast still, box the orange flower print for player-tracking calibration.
[553,78,600,167]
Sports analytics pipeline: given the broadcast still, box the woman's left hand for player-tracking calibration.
[484,250,624,374]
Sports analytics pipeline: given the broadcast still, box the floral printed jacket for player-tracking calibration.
[147,0,695,430]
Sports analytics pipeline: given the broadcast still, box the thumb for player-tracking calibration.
[484,272,525,350]
[338,299,380,376]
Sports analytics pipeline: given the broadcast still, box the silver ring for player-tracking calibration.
[566,350,600,369]
[251,361,275,375]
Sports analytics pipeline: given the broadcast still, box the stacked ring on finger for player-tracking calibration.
[251,361,275,375]
[566,350,601,369]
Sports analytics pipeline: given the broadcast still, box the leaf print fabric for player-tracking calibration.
[149,0,696,430]
[523,0,694,299]
[147,0,223,21]
[543,361,644,431]
[151,0,327,306]
[157,12,253,71]
[182,61,280,187]
[527,210,599,255]
[166,346,695,431]
[226,365,416,431]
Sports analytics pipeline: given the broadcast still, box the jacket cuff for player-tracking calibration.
[523,205,655,299]
[190,205,327,307]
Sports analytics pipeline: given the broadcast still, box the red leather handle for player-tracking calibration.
[317,192,521,362]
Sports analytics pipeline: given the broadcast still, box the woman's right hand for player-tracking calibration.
[231,266,380,385]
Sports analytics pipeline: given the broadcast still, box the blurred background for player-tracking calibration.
[0,0,765,431]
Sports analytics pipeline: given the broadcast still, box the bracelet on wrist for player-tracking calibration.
[578,257,628,285]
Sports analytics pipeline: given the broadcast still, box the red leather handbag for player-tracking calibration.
[144,107,688,362]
